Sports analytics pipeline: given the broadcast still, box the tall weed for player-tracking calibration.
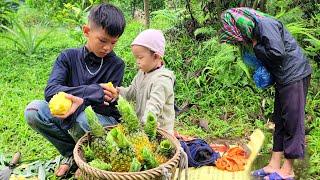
[0,21,52,56]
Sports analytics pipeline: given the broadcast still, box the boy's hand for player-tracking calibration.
[100,84,118,105]
[54,94,84,120]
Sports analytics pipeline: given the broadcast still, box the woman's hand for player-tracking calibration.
[54,94,84,120]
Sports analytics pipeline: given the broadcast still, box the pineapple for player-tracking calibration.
[158,139,173,157]
[89,159,112,171]
[48,92,72,115]
[91,137,109,162]
[104,82,114,88]
[83,144,95,162]
[155,153,168,164]
[144,111,157,140]
[128,132,156,162]
[116,96,140,134]
[141,147,159,170]
[154,139,172,164]
[109,128,135,172]
[83,97,174,173]
[129,158,141,172]
[86,106,105,137]
[85,106,109,161]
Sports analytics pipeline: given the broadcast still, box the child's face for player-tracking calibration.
[83,25,118,58]
[132,45,160,73]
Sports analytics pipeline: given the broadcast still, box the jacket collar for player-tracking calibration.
[82,46,116,64]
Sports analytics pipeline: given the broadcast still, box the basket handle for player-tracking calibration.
[177,148,188,180]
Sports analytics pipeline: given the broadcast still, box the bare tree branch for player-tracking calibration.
[144,0,150,29]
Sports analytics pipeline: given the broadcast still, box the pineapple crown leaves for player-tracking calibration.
[158,139,173,156]
[109,127,131,149]
[105,131,116,154]
[144,111,157,140]
[89,159,112,171]
[116,96,140,134]
[141,147,159,169]
[129,158,141,172]
[85,106,105,137]
[83,144,95,162]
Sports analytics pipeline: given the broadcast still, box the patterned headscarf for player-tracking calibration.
[220,7,269,44]
[219,8,275,89]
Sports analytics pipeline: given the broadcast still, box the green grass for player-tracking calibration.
[0,28,77,162]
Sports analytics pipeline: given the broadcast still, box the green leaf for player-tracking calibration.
[141,147,158,169]
[144,111,157,140]
[109,128,131,149]
[34,29,54,52]
[116,96,140,134]
[85,106,105,137]
[129,158,141,172]
[158,139,173,156]
[89,159,112,171]
[237,60,251,80]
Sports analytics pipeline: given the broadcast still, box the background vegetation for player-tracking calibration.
[0,0,319,179]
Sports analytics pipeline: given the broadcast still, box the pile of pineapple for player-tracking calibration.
[82,96,174,172]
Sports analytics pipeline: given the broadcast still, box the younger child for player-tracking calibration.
[107,29,175,134]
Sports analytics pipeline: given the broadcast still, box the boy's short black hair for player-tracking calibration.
[88,3,126,37]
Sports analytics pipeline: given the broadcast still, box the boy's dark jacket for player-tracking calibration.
[45,47,125,129]
[253,17,311,85]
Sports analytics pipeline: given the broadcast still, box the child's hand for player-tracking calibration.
[100,83,118,105]
[54,94,83,120]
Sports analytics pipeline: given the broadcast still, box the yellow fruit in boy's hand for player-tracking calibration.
[49,92,72,116]
[104,82,114,88]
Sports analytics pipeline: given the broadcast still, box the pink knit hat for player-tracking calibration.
[131,29,165,57]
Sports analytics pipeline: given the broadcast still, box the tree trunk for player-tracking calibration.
[239,0,247,7]
[214,0,222,18]
[185,0,196,28]
[259,0,267,11]
[131,0,137,18]
[252,0,260,9]
[171,0,177,10]
[144,0,150,29]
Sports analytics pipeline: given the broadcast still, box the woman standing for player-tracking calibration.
[220,7,311,180]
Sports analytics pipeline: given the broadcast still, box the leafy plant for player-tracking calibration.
[308,117,320,176]
[150,8,183,30]
[0,21,52,56]
[62,0,92,28]
[14,5,48,27]
[59,0,93,44]
[0,0,19,27]
[194,26,217,40]
[284,22,320,65]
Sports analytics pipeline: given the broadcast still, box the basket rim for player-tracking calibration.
[73,127,181,176]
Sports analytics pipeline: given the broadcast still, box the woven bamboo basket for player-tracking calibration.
[73,128,181,180]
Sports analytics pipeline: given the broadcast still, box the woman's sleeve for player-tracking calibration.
[253,19,286,62]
